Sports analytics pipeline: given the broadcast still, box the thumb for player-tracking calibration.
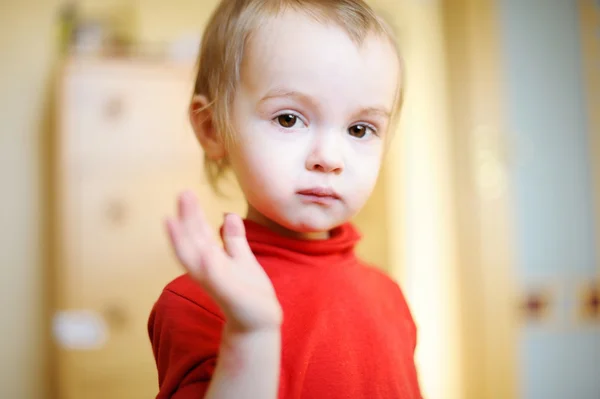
[221,213,253,260]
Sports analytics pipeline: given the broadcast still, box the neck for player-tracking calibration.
[246,205,330,240]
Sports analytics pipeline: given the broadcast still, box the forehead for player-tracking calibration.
[239,10,400,109]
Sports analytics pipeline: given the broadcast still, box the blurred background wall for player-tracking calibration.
[1,2,221,398]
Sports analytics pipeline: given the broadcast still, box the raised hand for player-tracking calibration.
[165,191,282,333]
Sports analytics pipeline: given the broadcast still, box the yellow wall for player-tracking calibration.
[386,1,463,398]
[1,3,60,398]
[0,2,220,398]
[578,0,600,272]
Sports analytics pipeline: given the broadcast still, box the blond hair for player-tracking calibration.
[193,0,404,189]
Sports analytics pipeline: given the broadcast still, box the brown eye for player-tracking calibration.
[277,114,298,128]
[348,124,371,138]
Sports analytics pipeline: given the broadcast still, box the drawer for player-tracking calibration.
[59,63,201,167]
[54,162,246,398]
[60,162,246,306]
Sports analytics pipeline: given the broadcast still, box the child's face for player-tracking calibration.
[228,10,400,237]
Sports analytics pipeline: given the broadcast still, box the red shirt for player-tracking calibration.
[148,220,422,398]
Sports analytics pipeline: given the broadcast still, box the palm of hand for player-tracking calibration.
[166,192,282,332]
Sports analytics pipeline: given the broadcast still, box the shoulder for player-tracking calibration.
[355,263,419,347]
[148,274,224,363]
[148,274,224,341]
[158,274,224,320]
[148,275,223,396]
[356,262,416,321]
[356,261,402,294]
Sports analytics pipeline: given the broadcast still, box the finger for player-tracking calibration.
[165,218,201,271]
[178,191,217,246]
[168,216,227,290]
[221,213,254,260]
[172,229,233,307]
[198,243,229,295]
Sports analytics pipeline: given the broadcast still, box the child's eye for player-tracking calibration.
[275,114,305,129]
[348,124,375,139]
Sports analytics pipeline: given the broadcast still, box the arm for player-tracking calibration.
[206,326,280,399]
[164,191,283,399]
[148,289,281,399]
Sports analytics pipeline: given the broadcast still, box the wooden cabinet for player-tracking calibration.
[59,61,201,168]
[52,58,246,399]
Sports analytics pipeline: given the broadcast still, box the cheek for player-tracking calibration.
[346,146,383,201]
[228,133,298,197]
[229,143,269,187]
[231,121,308,177]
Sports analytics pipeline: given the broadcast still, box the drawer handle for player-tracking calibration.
[519,290,551,321]
[578,282,600,321]
[103,304,129,330]
[103,97,124,121]
[105,200,127,225]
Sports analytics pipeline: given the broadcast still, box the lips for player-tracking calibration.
[297,187,341,205]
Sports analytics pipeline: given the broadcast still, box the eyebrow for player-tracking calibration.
[258,88,319,109]
[259,87,391,120]
[357,106,391,120]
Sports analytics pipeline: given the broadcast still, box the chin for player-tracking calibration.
[254,200,351,234]
[284,213,347,234]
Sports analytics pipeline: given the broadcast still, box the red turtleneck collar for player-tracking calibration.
[242,220,361,267]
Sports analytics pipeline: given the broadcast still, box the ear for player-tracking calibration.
[189,95,226,160]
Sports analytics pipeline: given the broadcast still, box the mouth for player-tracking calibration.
[296,187,341,205]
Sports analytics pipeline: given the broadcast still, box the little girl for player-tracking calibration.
[148,1,421,398]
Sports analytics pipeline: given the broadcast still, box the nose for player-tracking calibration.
[305,131,344,174]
